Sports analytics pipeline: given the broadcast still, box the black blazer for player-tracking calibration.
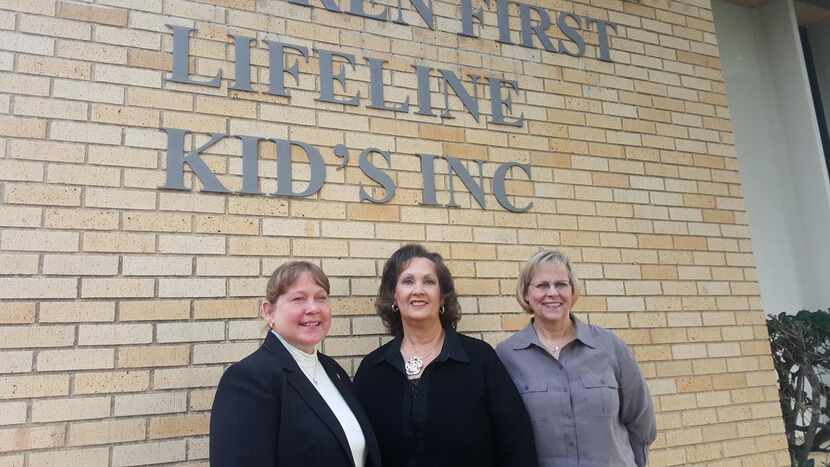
[210,332,382,467]
[353,328,537,467]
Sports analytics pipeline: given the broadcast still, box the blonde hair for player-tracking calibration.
[516,249,579,313]
[265,261,330,304]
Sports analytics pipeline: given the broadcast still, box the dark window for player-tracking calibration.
[800,26,830,180]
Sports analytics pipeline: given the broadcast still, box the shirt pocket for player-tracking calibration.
[579,371,619,417]
[516,380,566,458]
[516,380,550,420]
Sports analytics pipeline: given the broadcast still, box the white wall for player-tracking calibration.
[713,0,830,315]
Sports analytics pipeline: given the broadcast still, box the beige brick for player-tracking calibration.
[323,336,380,357]
[0,326,75,349]
[57,2,125,24]
[119,300,190,321]
[43,254,119,275]
[159,192,225,214]
[39,301,115,323]
[2,229,79,253]
[0,277,77,300]
[94,63,161,89]
[158,278,226,297]
[0,253,38,274]
[157,321,224,343]
[157,234,226,255]
[0,351,32,373]
[0,454,23,466]
[5,182,81,207]
[149,413,210,439]
[78,323,153,345]
[28,447,109,467]
[193,341,258,364]
[92,103,160,127]
[123,212,190,232]
[0,72,50,97]
[38,348,114,371]
[118,344,190,368]
[0,30,53,55]
[123,255,192,276]
[127,88,192,111]
[32,396,110,422]
[0,401,27,425]
[194,216,259,235]
[81,278,154,298]
[53,78,124,104]
[74,370,149,395]
[153,366,224,389]
[83,232,155,253]
[0,374,69,399]
[112,439,186,467]
[293,239,349,257]
[196,257,259,276]
[0,303,36,324]
[14,96,87,121]
[50,121,122,144]
[44,208,119,230]
[0,425,65,453]
[68,418,146,446]
[0,206,42,228]
[320,258,374,277]
[55,39,127,64]
[17,53,91,79]
[262,218,320,237]
[193,298,257,319]
[228,236,290,256]
[48,166,122,189]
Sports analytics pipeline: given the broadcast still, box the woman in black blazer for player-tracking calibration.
[210,261,381,467]
[353,244,537,467]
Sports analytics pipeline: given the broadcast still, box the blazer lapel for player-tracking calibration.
[263,334,355,467]
[320,358,382,467]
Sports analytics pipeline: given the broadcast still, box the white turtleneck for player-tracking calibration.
[272,331,367,467]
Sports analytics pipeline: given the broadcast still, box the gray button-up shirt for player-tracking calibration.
[495,318,656,467]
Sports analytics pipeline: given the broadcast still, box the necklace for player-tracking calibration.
[534,323,571,357]
[404,356,424,376]
[402,332,444,377]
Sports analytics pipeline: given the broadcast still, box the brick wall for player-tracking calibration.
[0,0,789,466]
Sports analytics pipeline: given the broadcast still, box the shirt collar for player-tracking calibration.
[375,326,470,369]
[510,315,597,350]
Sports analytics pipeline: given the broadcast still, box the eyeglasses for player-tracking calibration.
[529,281,571,293]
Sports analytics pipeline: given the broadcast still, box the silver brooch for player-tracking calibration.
[404,356,423,376]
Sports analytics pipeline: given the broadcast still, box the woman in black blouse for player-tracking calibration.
[353,244,537,467]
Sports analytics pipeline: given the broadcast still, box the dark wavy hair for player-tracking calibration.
[376,244,461,338]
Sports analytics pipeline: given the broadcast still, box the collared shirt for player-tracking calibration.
[495,317,656,467]
[354,327,538,467]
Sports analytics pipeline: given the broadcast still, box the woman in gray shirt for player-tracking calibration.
[496,250,656,467]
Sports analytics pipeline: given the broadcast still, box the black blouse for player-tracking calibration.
[353,328,538,467]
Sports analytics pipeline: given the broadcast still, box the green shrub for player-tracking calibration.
[767,309,830,467]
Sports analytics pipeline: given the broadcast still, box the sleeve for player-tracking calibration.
[209,364,281,467]
[484,346,539,467]
[615,339,656,467]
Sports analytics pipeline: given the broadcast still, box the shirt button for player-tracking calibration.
[523,384,529,390]
[600,379,606,384]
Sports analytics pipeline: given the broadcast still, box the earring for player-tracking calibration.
[440,305,445,315]
[393,304,400,313]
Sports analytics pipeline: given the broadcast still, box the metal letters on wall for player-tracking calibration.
[158,0,621,212]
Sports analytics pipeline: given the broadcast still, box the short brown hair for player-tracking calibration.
[516,249,579,313]
[265,261,330,304]
[376,244,461,338]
